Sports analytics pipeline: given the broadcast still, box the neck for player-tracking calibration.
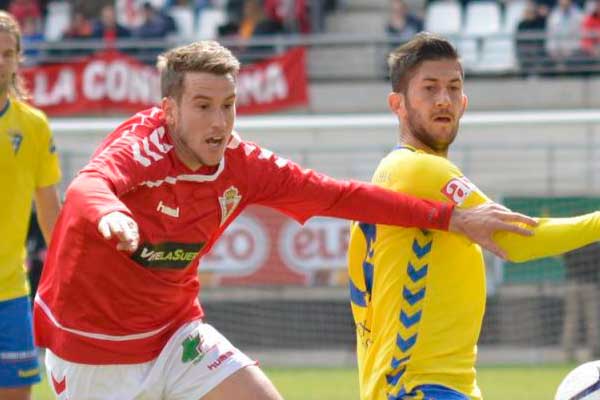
[0,92,9,112]
[399,129,448,158]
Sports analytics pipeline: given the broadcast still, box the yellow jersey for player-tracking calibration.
[348,145,600,400]
[0,98,61,302]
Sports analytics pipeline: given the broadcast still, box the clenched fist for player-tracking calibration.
[98,211,140,252]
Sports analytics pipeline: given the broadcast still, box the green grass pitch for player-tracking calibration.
[32,364,575,399]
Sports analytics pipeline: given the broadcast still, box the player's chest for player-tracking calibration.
[124,180,245,240]
[0,124,38,179]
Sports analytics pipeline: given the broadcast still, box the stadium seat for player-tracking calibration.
[45,1,72,41]
[169,6,195,40]
[196,8,227,39]
[476,37,517,72]
[465,1,502,36]
[457,38,479,70]
[504,0,528,32]
[424,1,462,35]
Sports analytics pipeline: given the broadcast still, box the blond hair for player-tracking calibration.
[157,41,240,100]
[0,11,28,100]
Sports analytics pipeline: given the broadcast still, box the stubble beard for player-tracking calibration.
[404,98,459,153]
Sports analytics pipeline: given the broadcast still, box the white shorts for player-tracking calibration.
[45,321,256,400]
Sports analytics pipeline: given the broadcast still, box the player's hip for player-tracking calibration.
[0,295,41,388]
[44,320,257,400]
[390,384,476,400]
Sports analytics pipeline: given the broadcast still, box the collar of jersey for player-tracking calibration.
[0,99,10,118]
[394,143,417,152]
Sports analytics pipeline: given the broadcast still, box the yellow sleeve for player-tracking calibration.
[376,150,490,207]
[379,150,600,263]
[494,212,600,262]
[35,115,61,188]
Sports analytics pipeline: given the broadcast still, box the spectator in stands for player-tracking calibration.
[63,11,93,39]
[91,3,131,46]
[545,0,583,69]
[580,0,600,58]
[516,0,548,73]
[21,15,43,65]
[264,0,310,33]
[386,0,423,47]
[219,0,283,61]
[562,244,600,360]
[60,10,94,58]
[238,0,283,39]
[135,2,170,38]
[8,0,41,30]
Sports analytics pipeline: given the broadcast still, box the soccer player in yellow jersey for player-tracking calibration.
[347,32,600,400]
[0,11,61,400]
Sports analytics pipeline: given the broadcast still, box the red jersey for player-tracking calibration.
[33,107,453,364]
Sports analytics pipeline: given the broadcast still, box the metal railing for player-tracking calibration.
[22,31,600,78]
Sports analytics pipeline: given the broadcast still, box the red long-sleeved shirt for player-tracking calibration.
[33,107,453,364]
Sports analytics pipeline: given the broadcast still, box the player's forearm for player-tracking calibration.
[34,185,61,244]
[493,211,600,262]
[320,181,454,231]
[66,172,132,225]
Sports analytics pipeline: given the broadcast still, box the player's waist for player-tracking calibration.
[34,294,204,364]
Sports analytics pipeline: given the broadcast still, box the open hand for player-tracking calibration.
[449,202,538,259]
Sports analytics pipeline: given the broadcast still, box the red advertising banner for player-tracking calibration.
[21,48,308,116]
[200,206,350,287]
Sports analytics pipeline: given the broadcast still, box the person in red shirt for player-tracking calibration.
[581,0,600,57]
[33,40,535,399]
[7,0,40,30]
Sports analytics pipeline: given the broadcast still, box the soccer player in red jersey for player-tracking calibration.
[33,41,535,399]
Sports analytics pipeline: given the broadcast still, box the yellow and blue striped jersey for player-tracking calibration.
[348,145,600,400]
[0,98,61,301]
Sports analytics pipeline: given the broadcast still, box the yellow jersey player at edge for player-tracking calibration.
[347,32,600,400]
[0,11,61,400]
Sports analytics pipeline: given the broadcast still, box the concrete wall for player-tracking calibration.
[308,76,600,113]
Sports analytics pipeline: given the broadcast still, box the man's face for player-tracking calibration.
[391,59,467,154]
[0,31,17,95]
[164,72,236,168]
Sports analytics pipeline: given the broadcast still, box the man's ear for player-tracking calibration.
[161,96,176,126]
[388,91,405,118]
[459,94,468,118]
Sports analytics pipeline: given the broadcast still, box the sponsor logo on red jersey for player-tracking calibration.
[441,176,473,206]
[131,242,205,268]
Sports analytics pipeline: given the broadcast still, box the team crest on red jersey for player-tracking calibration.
[441,176,474,206]
[219,186,242,225]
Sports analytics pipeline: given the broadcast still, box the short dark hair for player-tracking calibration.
[388,32,463,93]
[157,40,240,100]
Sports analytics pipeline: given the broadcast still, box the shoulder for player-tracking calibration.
[374,148,464,199]
[12,99,50,127]
[378,148,460,181]
[91,107,171,165]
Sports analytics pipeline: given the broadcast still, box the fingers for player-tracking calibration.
[497,211,539,227]
[481,239,507,260]
[492,220,534,237]
[98,219,112,240]
[97,212,140,252]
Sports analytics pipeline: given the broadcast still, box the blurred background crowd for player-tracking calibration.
[3,0,600,75]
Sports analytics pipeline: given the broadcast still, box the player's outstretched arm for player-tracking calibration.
[449,202,537,259]
[493,211,600,263]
